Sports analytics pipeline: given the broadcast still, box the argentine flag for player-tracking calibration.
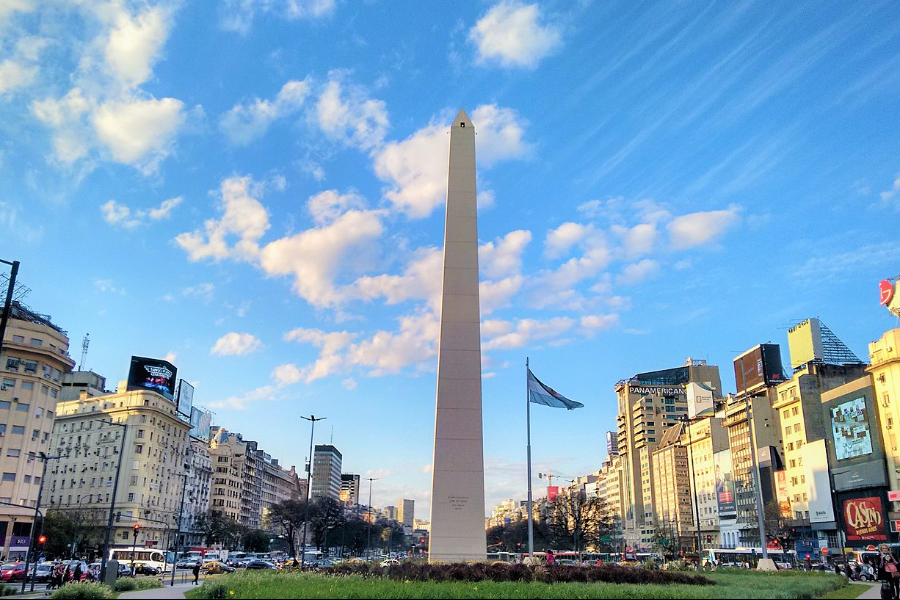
[527,368,583,410]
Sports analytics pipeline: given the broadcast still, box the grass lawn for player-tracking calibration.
[184,569,852,599]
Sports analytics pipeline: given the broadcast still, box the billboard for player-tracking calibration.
[734,344,787,394]
[788,318,825,370]
[715,450,737,518]
[547,486,559,502]
[775,470,792,518]
[126,356,177,400]
[189,407,212,442]
[831,397,873,461]
[686,382,714,418]
[176,379,194,418]
[843,496,887,541]
[805,439,836,524]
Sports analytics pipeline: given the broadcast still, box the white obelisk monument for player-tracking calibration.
[428,109,486,563]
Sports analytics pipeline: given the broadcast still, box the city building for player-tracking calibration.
[870,328,900,533]
[310,445,342,501]
[650,422,693,553]
[397,498,414,534]
[615,358,722,549]
[340,473,360,508]
[47,385,192,555]
[208,428,247,525]
[0,301,75,558]
[180,438,212,548]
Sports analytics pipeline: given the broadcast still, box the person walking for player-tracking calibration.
[879,545,900,599]
[192,562,201,585]
[545,549,555,566]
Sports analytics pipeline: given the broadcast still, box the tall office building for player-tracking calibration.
[208,428,247,524]
[310,445,342,501]
[615,358,722,549]
[0,301,75,559]
[340,473,360,508]
[397,498,414,533]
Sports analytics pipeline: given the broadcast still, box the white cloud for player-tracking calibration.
[469,1,562,69]
[616,259,660,285]
[480,230,531,279]
[92,96,185,172]
[258,208,385,308]
[30,88,92,164]
[220,79,310,145]
[545,222,590,259]
[880,174,900,207]
[176,175,271,262]
[308,189,366,225]
[352,248,443,309]
[277,328,356,383]
[0,59,36,96]
[221,0,336,34]
[206,384,278,410]
[211,332,264,356]
[374,104,529,219]
[93,278,125,295]
[482,317,575,350]
[612,222,658,259]
[102,196,183,228]
[104,6,171,88]
[667,206,740,249]
[581,314,619,332]
[315,76,389,152]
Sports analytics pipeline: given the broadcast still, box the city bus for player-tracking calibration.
[701,547,796,569]
[108,547,171,572]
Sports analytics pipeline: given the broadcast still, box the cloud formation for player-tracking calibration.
[469,1,562,69]
[220,80,310,145]
[211,332,264,356]
[101,196,182,229]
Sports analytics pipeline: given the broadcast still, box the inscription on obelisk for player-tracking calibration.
[428,109,486,563]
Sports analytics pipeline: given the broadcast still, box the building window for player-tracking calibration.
[11,426,24,435]
[30,338,42,347]
[16,403,29,412]
[50,389,58,399]
[137,430,144,439]
[2,473,15,482]
[134,445,143,454]
[792,406,799,416]
[127,493,135,501]
[21,381,33,391]
[122,531,129,540]
[784,426,791,436]
[5,358,19,371]
[782,409,789,419]
[793,423,801,433]
[7,449,21,457]
[12,335,24,343]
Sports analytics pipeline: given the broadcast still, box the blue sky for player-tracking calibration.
[2,0,899,520]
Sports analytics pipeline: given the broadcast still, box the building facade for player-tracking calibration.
[310,445,341,501]
[0,301,75,558]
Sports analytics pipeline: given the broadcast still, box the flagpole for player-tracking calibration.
[526,357,534,559]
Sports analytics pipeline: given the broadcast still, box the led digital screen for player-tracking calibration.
[831,397,873,461]
[126,356,177,400]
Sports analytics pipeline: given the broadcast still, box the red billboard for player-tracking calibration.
[547,486,559,502]
[843,496,887,541]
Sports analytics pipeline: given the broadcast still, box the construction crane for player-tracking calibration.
[537,471,575,488]
[78,333,90,371]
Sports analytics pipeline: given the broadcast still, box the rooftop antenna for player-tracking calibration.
[79,334,90,371]
[330,425,334,444]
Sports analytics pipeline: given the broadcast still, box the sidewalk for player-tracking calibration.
[117,583,194,599]
[853,581,881,599]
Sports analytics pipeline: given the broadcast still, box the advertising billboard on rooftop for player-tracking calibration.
[126,356,177,400]
[176,379,194,418]
[733,344,787,394]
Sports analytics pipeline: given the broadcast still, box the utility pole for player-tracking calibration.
[100,419,128,583]
[0,259,19,359]
[365,477,379,561]
[300,415,325,570]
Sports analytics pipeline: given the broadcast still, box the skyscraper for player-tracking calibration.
[310,444,342,501]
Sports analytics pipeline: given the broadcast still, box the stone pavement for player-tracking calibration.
[853,580,882,599]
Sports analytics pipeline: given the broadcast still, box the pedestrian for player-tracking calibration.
[73,562,83,583]
[545,549,555,566]
[878,544,900,600]
[192,562,201,585]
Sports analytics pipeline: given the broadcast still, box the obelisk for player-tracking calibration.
[428,109,486,563]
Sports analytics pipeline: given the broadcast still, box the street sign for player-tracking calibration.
[888,490,900,502]
[600,536,612,543]
[821,548,829,556]
[659,538,670,547]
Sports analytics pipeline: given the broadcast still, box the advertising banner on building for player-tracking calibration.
[715,450,737,518]
[189,407,212,442]
[126,356,177,400]
[843,496,887,541]
[548,486,559,502]
[686,382,714,418]
[734,344,787,393]
[805,440,836,524]
[176,379,194,418]
[831,397,874,460]
[775,470,792,518]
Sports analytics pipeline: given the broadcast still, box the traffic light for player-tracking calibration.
[38,535,46,545]
[706,535,711,543]
[116,511,121,522]
[133,524,141,536]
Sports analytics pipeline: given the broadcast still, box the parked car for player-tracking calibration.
[175,559,200,569]
[244,560,277,570]
[202,561,236,575]
[28,563,53,583]
[0,563,27,582]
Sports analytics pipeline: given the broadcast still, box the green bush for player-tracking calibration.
[196,579,230,599]
[113,577,164,591]
[0,583,15,597]
[48,582,115,600]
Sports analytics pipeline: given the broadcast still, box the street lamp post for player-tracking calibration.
[131,524,141,575]
[365,477,378,561]
[99,419,127,583]
[300,415,325,570]
[21,451,62,593]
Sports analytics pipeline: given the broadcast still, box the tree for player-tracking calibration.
[42,509,105,561]
[763,500,795,553]
[309,497,345,553]
[265,500,307,558]
[546,489,611,552]
[241,529,270,553]
[195,510,243,549]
